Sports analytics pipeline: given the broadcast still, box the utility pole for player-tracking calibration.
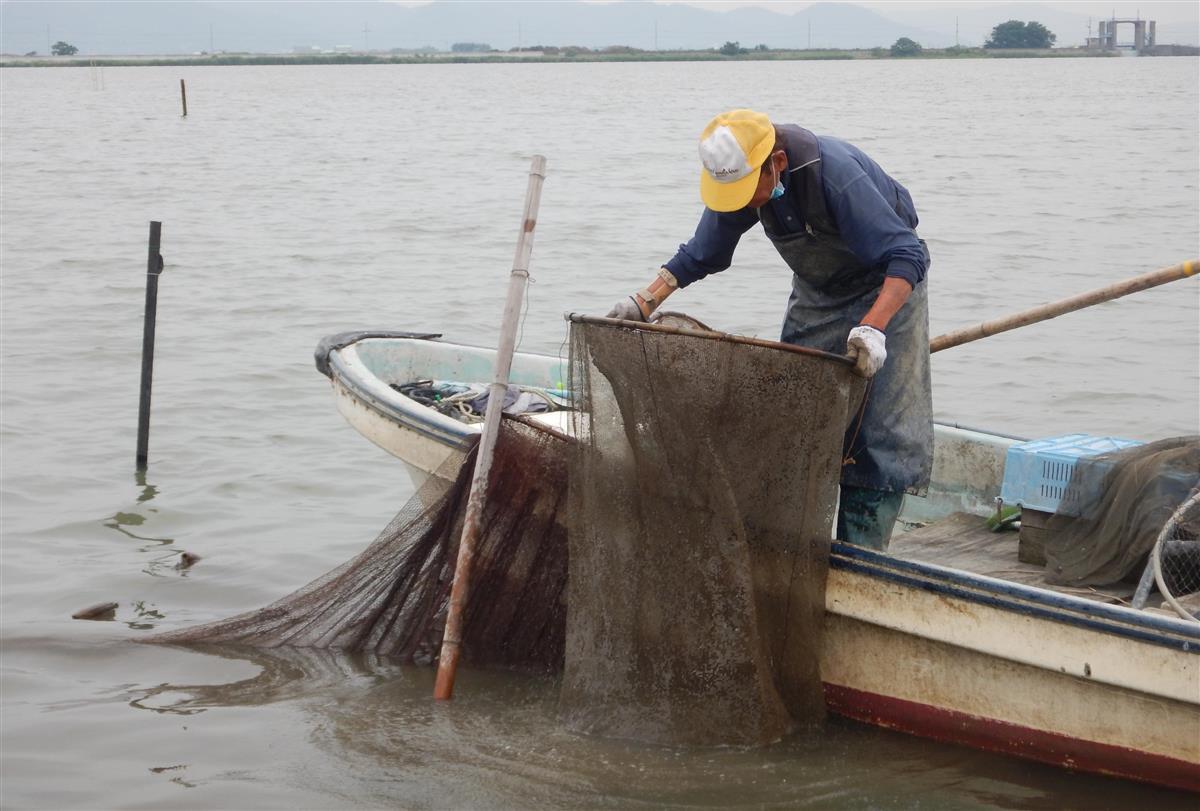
[955,16,959,46]
[654,20,658,51]
[209,23,214,53]
[363,23,370,52]
[807,20,812,49]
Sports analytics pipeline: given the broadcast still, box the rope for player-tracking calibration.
[842,378,874,468]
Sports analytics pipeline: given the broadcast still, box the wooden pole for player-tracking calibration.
[434,156,548,701]
[929,259,1199,353]
[180,79,187,117]
[136,222,164,471]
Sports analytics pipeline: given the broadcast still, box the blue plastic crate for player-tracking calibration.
[1000,434,1143,514]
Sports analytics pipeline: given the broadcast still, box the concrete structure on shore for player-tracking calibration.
[1087,17,1156,51]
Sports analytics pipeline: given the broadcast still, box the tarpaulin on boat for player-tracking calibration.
[560,317,857,745]
[1044,436,1200,588]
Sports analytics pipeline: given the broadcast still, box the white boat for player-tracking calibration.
[316,330,1200,792]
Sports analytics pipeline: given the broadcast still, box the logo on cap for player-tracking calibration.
[700,125,754,185]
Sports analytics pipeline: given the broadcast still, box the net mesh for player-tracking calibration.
[1153,490,1200,620]
[1043,436,1200,596]
[150,318,857,746]
[560,318,856,746]
[150,419,570,673]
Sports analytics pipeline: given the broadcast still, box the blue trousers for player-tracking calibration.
[837,485,904,551]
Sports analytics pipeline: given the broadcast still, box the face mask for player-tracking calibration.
[769,163,785,200]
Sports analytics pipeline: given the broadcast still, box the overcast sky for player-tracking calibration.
[663,0,1199,26]
[387,0,1199,41]
[605,0,1200,44]
[387,0,1197,21]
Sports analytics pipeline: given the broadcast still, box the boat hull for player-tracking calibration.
[824,552,1199,791]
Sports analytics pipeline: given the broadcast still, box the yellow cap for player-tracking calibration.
[697,109,774,212]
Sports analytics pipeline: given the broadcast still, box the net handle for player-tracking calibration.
[930,259,1199,353]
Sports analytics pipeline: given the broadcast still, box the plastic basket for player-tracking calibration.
[1000,434,1143,514]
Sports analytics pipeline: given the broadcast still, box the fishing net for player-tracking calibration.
[1043,437,1200,598]
[560,317,858,746]
[150,418,570,673]
[152,316,857,747]
[1152,490,1200,621]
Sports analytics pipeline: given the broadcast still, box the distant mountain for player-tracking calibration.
[0,1,950,56]
[3,1,1193,57]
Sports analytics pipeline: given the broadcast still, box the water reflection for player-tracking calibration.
[135,470,158,504]
[104,472,170,545]
[121,644,1191,809]
[101,473,196,577]
[148,765,195,789]
[127,645,400,714]
[124,600,164,631]
[103,510,171,545]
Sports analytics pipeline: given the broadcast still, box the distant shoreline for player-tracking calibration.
[4,45,1196,68]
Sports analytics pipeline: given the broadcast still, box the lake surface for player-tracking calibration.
[2,58,1197,809]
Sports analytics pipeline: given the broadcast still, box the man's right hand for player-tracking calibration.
[606,296,647,322]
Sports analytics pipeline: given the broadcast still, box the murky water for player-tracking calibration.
[2,59,1197,808]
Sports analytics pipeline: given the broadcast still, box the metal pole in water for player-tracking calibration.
[136,222,164,471]
[180,79,187,117]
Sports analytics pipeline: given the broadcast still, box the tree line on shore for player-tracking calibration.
[446,19,1056,58]
[26,20,1060,61]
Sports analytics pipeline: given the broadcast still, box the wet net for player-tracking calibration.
[560,317,858,746]
[151,316,857,746]
[1043,437,1200,609]
[150,418,570,673]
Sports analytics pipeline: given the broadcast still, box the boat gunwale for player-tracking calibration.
[327,344,477,448]
[833,543,1200,649]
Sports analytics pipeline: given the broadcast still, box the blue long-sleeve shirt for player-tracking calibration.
[664,135,926,288]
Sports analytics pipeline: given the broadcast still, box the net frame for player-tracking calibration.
[1152,489,1200,622]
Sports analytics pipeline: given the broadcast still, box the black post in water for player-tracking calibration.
[180,79,187,117]
[136,222,164,471]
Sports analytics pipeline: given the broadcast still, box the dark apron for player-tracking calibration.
[760,130,933,495]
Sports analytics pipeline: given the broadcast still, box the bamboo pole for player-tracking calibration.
[434,155,547,701]
[929,259,1199,353]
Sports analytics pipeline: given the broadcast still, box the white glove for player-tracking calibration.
[606,296,646,322]
[846,325,887,378]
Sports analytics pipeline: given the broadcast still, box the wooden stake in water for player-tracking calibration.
[434,155,547,701]
[180,79,187,117]
[136,222,164,471]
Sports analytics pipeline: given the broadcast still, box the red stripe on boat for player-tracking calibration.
[824,683,1199,793]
